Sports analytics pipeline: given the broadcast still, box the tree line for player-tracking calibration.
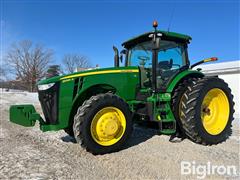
[1,40,92,92]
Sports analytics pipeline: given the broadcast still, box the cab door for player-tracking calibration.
[156,40,188,91]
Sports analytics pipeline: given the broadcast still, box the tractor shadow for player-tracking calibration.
[60,122,185,148]
[61,135,76,143]
[125,124,159,148]
[125,122,185,150]
[60,123,160,146]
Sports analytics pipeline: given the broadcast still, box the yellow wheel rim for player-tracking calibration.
[90,107,126,146]
[201,88,230,135]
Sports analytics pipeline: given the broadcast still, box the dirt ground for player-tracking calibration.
[0,91,239,180]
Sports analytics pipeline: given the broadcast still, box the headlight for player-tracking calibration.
[38,83,55,91]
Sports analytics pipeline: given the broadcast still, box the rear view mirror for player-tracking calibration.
[120,55,123,63]
[120,49,127,63]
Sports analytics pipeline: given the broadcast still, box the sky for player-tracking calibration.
[1,0,239,68]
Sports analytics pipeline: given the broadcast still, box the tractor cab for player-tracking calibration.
[118,21,191,92]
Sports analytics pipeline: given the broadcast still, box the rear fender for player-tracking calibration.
[167,70,204,92]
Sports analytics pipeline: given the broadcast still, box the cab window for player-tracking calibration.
[128,41,153,68]
[157,40,186,70]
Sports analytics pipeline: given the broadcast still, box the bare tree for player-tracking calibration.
[62,54,91,74]
[6,40,53,92]
[0,61,12,82]
[0,66,7,82]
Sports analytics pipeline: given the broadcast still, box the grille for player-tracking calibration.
[38,82,59,124]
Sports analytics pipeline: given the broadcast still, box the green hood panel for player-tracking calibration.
[38,66,139,85]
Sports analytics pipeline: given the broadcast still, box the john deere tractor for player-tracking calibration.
[10,21,234,154]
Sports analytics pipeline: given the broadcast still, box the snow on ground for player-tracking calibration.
[0,91,239,179]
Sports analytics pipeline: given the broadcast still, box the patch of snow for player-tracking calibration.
[0,88,27,92]
[1,92,38,105]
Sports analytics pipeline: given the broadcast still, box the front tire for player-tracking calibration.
[179,77,234,145]
[73,93,132,154]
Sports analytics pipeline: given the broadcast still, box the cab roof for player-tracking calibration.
[122,30,192,48]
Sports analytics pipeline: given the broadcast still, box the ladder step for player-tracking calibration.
[158,121,176,134]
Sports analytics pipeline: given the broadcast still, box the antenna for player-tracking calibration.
[167,6,175,32]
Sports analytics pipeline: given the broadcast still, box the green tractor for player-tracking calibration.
[10,21,234,154]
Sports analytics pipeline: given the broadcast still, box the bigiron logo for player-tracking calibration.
[181,161,239,179]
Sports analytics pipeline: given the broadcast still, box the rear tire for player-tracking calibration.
[179,77,234,145]
[73,93,133,154]
[172,77,198,136]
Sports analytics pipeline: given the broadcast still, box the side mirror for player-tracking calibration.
[120,54,123,63]
[120,49,127,63]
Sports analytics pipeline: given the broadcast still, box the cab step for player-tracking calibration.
[158,120,176,134]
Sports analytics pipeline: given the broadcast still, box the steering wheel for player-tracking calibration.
[172,64,181,68]
[138,56,150,66]
[138,56,150,61]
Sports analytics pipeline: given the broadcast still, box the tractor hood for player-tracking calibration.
[37,66,139,85]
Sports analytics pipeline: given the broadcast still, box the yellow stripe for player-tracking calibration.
[203,58,212,62]
[60,69,139,80]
